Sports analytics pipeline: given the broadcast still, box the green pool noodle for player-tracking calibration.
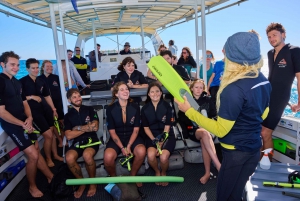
[66,176,184,185]
[147,56,191,103]
[263,181,300,188]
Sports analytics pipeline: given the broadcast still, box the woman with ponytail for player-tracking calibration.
[104,82,146,187]
[175,32,272,201]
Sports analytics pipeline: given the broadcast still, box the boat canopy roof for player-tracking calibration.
[1,0,229,36]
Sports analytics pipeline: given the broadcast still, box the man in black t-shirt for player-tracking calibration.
[64,88,100,198]
[160,50,191,84]
[261,23,300,158]
[0,51,53,198]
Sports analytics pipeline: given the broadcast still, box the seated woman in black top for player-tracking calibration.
[178,79,221,184]
[104,82,146,187]
[111,57,148,103]
[141,82,176,186]
[39,60,64,147]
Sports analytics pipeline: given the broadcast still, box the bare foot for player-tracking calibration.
[74,185,85,198]
[47,175,54,183]
[29,187,43,198]
[136,183,143,187]
[87,184,97,197]
[46,159,55,167]
[54,155,64,161]
[160,172,168,186]
[155,171,161,186]
[200,173,210,184]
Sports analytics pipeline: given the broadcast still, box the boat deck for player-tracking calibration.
[6,148,219,201]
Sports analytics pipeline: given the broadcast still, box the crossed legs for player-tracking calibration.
[195,128,221,184]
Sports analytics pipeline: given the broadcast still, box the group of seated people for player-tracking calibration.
[0,48,221,199]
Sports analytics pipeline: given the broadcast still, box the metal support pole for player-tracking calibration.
[194,4,200,80]
[117,29,120,53]
[140,15,145,62]
[201,0,207,85]
[49,3,68,114]
[59,9,72,89]
[92,20,100,69]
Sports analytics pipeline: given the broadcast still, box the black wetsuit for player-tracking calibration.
[0,73,36,150]
[178,91,216,141]
[262,44,300,130]
[112,70,148,103]
[39,74,64,120]
[64,105,100,157]
[19,75,53,133]
[119,49,132,55]
[106,101,144,154]
[141,99,176,153]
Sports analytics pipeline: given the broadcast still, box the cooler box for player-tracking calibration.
[4,159,26,180]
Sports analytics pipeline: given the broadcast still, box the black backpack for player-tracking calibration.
[50,163,78,198]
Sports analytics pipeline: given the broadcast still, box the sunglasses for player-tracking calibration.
[207,54,212,58]
[182,52,188,54]
[76,50,80,52]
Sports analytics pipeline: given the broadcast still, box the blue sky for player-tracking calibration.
[0,0,299,60]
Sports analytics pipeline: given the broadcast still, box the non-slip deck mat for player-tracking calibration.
[6,148,218,201]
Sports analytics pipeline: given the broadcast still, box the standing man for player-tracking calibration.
[71,47,88,84]
[120,42,132,55]
[0,51,53,198]
[88,43,102,71]
[261,23,300,157]
[168,39,178,56]
[64,88,100,198]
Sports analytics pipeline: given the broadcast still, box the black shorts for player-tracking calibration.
[145,134,176,153]
[262,95,288,130]
[105,136,144,155]
[1,122,36,151]
[68,135,100,158]
[31,105,54,134]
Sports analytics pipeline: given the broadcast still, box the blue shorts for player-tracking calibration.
[65,84,78,91]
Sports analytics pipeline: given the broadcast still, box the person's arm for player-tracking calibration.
[292,72,300,112]
[127,105,141,153]
[189,56,197,68]
[147,69,157,80]
[23,100,33,131]
[44,96,58,117]
[207,73,215,94]
[69,61,87,87]
[174,86,246,138]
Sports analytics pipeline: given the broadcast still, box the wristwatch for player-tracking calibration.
[77,126,81,131]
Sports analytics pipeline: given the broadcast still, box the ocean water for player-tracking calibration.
[0,60,57,79]
[0,59,298,117]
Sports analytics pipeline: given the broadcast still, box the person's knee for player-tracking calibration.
[147,149,156,161]
[134,145,146,159]
[83,151,94,163]
[195,129,209,140]
[43,130,53,140]
[104,150,116,165]
[66,152,77,164]
[160,153,169,164]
